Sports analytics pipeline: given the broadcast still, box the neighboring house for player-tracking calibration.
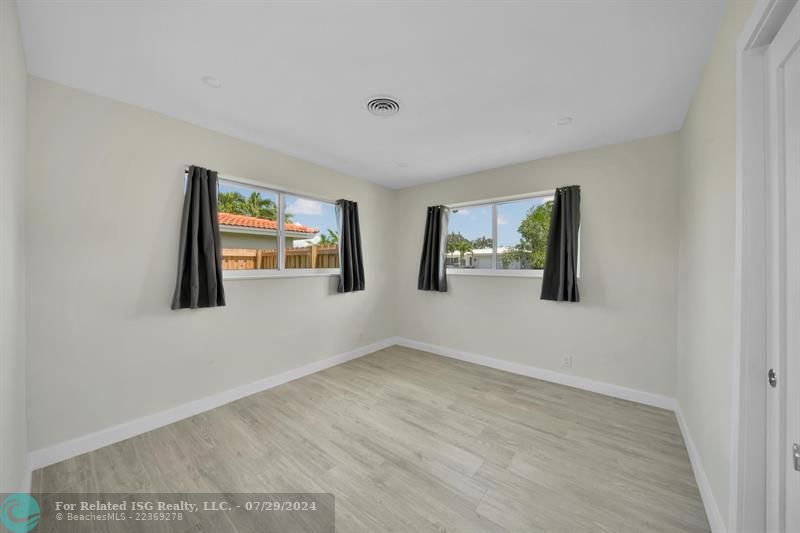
[446,247,521,269]
[218,212,318,249]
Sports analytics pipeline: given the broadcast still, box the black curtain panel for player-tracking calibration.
[417,205,449,292]
[171,166,226,309]
[336,199,365,293]
[541,185,581,302]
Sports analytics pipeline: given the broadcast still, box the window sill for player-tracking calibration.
[447,269,544,278]
[223,269,339,280]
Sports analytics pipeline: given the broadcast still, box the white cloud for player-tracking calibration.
[497,215,509,225]
[286,198,324,216]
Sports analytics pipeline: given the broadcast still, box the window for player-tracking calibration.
[217,177,339,277]
[496,196,552,271]
[218,181,279,271]
[446,191,556,277]
[283,194,339,270]
[447,204,493,269]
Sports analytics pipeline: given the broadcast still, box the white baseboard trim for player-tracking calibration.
[29,337,395,470]
[392,337,677,411]
[28,336,718,530]
[675,405,725,533]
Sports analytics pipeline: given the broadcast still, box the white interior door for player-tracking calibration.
[767,2,800,531]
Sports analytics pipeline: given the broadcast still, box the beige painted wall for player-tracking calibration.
[0,0,29,492]
[393,133,681,398]
[25,77,394,450]
[676,0,755,525]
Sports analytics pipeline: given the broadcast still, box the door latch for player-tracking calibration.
[794,443,800,472]
[769,368,778,388]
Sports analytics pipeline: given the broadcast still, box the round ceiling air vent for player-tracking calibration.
[367,97,400,116]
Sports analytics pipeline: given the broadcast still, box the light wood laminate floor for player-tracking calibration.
[33,346,708,532]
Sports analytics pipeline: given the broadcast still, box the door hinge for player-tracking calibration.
[794,443,800,472]
[769,368,778,388]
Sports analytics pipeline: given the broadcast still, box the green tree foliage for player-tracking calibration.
[217,191,293,222]
[317,229,339,245]
[471,236,493,249]
[446,233,472,268]
[501,200,552,269]
[447,233,493,252]
[218,191,246,215]
[447,232,472,255]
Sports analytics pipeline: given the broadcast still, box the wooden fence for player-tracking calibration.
[222,245,339,270]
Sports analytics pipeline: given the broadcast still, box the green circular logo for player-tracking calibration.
[0,494,40,533]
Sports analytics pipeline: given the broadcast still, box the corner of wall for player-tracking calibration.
[675,403,726,531]
[0,0,30,493]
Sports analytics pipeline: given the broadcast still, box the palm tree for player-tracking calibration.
[218,191,246,215]
[317,229,339,245]
[453,240,472,266]
[472,236,493,249]
[217,190,293,222]
[241,192,277,219]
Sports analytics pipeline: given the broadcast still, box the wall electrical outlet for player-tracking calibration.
[562,355,573,369]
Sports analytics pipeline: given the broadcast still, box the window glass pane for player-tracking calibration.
[496,196,553,270]
[446,204,493,269]
[217,180,279,271]
[283,195,339,269]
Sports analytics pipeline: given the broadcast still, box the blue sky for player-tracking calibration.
[449,196,550,248]
[218,182,337,237]
[284,194,337,236]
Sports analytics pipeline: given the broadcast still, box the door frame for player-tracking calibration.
[733,1,797,530]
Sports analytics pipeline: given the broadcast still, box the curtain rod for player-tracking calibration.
[184,166,338,205]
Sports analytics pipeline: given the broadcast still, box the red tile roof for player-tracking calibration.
[218,212,318,234]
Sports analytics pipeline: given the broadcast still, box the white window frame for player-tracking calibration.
[445,190,579,279]
[213,173,340,280]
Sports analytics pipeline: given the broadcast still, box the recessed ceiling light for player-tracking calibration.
[201,76,222,89]
[557,116,573,126]
[367,96,400,117]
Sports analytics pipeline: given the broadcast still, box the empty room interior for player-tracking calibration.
[2,0,800,532]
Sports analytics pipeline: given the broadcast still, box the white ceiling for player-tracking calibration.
[17,0,725,189]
